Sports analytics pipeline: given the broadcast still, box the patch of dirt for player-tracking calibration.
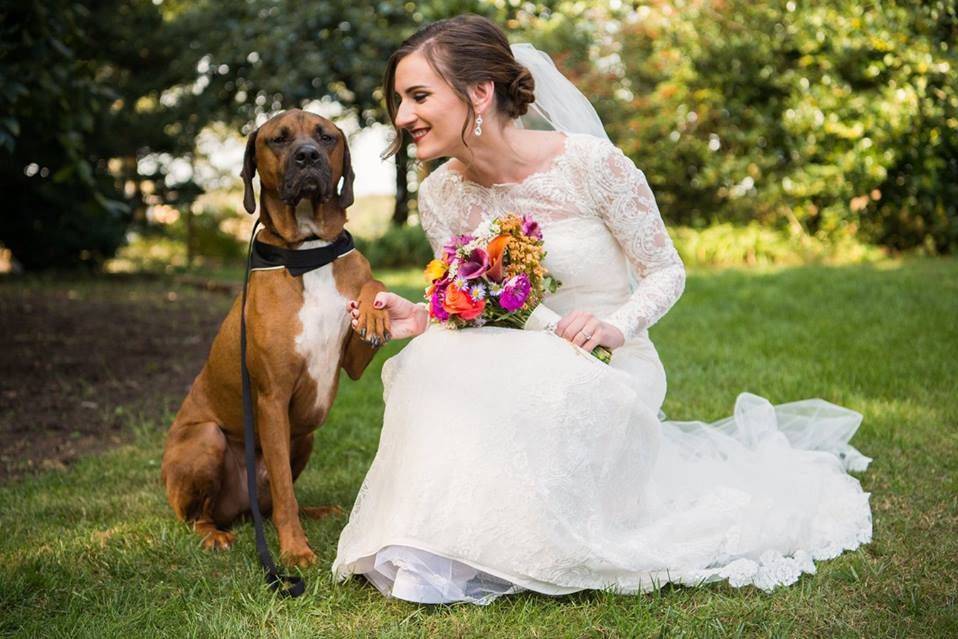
[0,274,236,483]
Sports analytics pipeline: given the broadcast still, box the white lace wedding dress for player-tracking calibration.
[332,133,872,604]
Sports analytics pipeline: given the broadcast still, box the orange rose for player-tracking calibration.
[486,234,510,282]
[442,283,485,321]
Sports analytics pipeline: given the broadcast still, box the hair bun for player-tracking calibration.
[507,66,536,118]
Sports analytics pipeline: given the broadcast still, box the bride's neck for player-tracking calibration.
[451,125,545,187]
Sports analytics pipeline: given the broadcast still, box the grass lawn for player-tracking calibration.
[1,257,956,638]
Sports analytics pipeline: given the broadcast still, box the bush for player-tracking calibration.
[548,0,958,253]
[670,223,885,268]
[108,205,245,272]
[354,223,434,270]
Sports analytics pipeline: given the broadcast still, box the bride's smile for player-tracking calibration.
[390,48,566,189]
[392,50,465,162]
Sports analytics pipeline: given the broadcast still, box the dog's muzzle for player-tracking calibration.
[282,143,334,205]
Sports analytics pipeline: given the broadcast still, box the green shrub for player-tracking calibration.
[354,223,434,270]
[108,205,245,272]
[670,223,886,268]
[535,1,958,253]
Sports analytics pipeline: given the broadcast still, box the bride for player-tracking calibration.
[331,14,872,605]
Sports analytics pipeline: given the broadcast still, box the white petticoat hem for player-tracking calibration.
[333,514,872,606]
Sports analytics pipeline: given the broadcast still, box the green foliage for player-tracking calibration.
[110,205,246,272]
[582,0,958,252]
[0,1,128,269]
[0,0,208,269]
[354,223,434,270]
[671,222,884,268]
[168,205,247,263]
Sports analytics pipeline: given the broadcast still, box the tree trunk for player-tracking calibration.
[392,143,409,227]
[185,205,194,269]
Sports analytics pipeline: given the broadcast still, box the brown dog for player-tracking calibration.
[161,109,389,567]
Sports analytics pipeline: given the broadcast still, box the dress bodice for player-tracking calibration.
[417,133,686,340]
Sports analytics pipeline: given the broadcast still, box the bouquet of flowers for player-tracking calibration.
[423,213,612,364]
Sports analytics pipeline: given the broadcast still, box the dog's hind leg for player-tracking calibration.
[161,420,236,550]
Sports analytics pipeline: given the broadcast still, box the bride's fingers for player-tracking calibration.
[582,333,602,353]
[578,319,603,350]
[561,314,590,342]
[556,311,587,340]
[555,311,580,337]
[573,317,602,348]
[374,291,396,310]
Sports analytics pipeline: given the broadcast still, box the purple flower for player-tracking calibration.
[430,281,450,321]
[499,273,531,312]
[442,234,474,260]
[521,215,543,240]
[458,248,490,280]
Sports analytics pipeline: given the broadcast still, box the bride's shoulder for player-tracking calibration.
[420,161,454,191]
[566,132,619,158]
[561,133,629,178]
[418,161,462,210]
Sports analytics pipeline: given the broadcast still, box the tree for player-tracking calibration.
[591,0,958,251]
[0,0,207,269]
[173,0,567,226]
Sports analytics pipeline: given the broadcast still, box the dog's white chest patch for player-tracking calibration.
[295,262,349,410]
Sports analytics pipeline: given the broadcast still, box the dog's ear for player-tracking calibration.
[240,127,258,214]
[336,130,355,209]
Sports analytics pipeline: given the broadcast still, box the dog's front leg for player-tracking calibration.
[255,390,315,568]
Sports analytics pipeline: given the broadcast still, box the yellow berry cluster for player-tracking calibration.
[500,213,549,307]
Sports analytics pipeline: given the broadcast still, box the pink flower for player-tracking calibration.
[442,234,474,260]
[458,248,490,280]
[521,215,542,240]
[428,280,450,321]
[499,273,531,312]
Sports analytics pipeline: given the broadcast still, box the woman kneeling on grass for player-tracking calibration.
[332,13,872,605]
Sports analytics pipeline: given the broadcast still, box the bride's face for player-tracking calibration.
[393,50,475,161]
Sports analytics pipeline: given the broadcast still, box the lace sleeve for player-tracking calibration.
[588,140,686,340]
[417,170,452,258]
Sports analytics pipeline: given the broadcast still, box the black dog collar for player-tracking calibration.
[250,229,355,276]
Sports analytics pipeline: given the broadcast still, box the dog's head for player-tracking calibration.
[240,109,355,244]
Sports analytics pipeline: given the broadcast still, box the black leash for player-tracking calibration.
[239,220,356,597]
[240,219,305,598]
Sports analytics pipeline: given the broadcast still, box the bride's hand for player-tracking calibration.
[347,292,428,341]
[555,310,625,352]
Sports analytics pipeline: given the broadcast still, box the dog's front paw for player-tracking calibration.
[355,306,389,348]
[280,542,317,568]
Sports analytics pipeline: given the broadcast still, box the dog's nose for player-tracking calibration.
[294,144,321,167]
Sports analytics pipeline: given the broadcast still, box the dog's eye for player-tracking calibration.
[271,131,290,144]
[319,132,334,144]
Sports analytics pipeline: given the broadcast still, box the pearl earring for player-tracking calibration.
[474,113,483,137]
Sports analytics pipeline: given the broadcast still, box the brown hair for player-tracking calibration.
[381,14,535,159]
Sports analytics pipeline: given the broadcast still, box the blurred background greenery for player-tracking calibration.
[1,0,955,274]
